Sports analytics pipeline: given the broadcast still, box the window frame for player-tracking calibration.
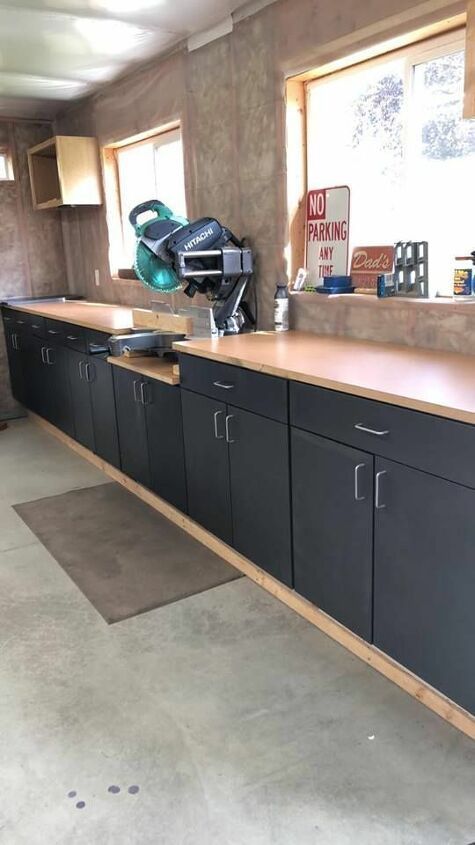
[301,28,468,296]
[104,123,186,279]
[0,146,14,181]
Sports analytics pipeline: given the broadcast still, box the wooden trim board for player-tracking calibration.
[30,411,475,742]
[107,355,179,385]
[133,308,193,335]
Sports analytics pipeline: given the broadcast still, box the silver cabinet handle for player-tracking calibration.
[85,362,95,383]
[133,379,141,403]
[225,414,235,444]
[67,335,79,341]
[354,463,366,501]
[46,347,54,365]
[375,470,387,510]
[213,410,225,439]
[31,324,41,330]
[213,381,234,390]
[16,319,25,325]
[11,333,17,350]
[354,423,389,437]
[47,329,60,335]
[140,381,150,405]
[40,346,46,364]
[78,360,84,380]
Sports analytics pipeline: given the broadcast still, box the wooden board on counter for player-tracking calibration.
[8,300,134,334]
[133,308,193,335]
[174,331,475,425]
[107,355,179,385]
[30,410,475,742]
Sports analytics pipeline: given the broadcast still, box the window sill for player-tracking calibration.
[289,290,475,316]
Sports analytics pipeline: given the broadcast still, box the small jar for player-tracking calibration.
[453,256,474,299]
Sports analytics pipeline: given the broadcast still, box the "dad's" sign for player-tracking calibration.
[350,246,394,291]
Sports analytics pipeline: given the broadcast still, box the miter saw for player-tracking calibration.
[130,200,255,335]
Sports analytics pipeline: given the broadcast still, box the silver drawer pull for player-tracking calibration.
[31,324,41,330]
[48,329,60,335]
[375,470,387,510]
[354,423,389,437]
[213,410,225,439]
[213,380,234,390]
[67,335,79,341]
[225,414,235,444]
[354,463,366,501]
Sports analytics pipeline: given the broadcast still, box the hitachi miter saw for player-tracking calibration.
[130,200,255,335]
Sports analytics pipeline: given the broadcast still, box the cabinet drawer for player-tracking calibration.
[27,315,46,338]
[179,354,288,423]
[45,318,65,342]
[290,382,475,489]
[63,323,86,353]
[86,329,111,354]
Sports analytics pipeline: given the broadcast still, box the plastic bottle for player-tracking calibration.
[274,283,289,332]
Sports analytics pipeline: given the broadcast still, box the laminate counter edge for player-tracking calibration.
[174,332,475,425]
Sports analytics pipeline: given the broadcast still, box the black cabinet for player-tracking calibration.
[181,389,232,543]
[66,348,95,451]
[4,323,27,405]
[373,458,475,714]
[46,342,75,438]
[113,366,151,488]
[87,357,120,469]
[228,406,292,585]
[291,428,374,640]
[144,379,187,513]
[181,388,292,583]
[113,365,187,508]
[27,336,74,437]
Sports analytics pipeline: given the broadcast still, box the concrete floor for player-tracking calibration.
[0,419,474,845]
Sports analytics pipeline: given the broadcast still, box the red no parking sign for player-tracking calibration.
[306,186,350,286]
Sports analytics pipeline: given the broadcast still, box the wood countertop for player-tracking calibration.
[107,355,179,386]
[174,331,475,425]
[8,300,134,334]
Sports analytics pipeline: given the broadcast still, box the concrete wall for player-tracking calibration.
[0,120,67,419]
[56,0,472,351]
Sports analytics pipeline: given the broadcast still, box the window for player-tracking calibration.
[0,149,14,181]
[306,32,475,295]
[114,128,186,270]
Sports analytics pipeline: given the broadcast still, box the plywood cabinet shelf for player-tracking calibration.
[27,135,102,210]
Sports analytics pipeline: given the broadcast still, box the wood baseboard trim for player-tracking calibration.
[30,412,475,742]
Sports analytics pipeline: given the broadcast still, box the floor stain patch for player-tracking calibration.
[128,785,140,795]
[108,785,121,794]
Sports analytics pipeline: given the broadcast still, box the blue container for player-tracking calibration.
[323,275,352,288]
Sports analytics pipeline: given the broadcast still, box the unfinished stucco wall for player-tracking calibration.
[57,0,469,349]
[0,120,67,419]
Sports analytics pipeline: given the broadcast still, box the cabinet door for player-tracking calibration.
[373,458,475,714]
[28,336,49,417]
[87,358,120,469]
[112,366,150,486]
[144,380,187,512]
[46,343,75,437]
[228,406,292,585]
[4,327,26,405]
[181,389,232,544]
[291,428,374,640]
[66,348,94,451]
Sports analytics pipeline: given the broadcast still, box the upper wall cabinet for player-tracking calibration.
[464,2,475,118]
[27,135,102,210]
